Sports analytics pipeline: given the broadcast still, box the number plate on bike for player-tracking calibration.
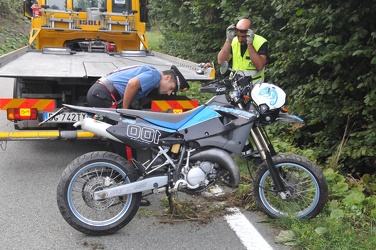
[42,112,86,123]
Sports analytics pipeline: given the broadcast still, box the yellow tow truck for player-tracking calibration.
[0,0,214,141]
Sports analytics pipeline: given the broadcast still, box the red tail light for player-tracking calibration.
[7,108,38,120]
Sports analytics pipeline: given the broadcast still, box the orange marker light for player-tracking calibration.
[281,107,289,113]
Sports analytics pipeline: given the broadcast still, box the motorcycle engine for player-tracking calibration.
[186,161,217,187]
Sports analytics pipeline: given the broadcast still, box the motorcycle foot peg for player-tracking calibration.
[140,198,151,207]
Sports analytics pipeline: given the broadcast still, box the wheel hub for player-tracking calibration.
[82,177,117,210]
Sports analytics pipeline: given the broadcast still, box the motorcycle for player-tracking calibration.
[45,62,328,235]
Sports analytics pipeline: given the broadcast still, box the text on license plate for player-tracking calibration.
[43,112,86,123]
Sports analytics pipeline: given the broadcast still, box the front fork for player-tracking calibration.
[250,127,286,192]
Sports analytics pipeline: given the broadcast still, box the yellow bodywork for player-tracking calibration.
[0,131,97,140]
[27,0,148,51]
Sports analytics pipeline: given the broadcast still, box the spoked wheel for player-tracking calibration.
[57,151,141,235]
[253,153,328,218]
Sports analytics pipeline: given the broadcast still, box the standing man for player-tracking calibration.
[87,64,189,109]
[218,18,268,84]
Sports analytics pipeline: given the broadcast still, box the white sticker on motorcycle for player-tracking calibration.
[126,124,161,144]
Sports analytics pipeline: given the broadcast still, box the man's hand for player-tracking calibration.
[226,24,236,42]
[246,29,255,45]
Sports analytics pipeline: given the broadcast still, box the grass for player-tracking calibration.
[0,27,29,55]
[0,7,29,55]
[146,29,164,51]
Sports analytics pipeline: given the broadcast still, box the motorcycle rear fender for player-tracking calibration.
[63,104,123,121]
[190,148,240,187]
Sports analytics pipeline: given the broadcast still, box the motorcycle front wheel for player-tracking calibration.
[57,151,141,235]
[253,153,328,219]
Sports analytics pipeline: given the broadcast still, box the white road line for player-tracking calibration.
[208,186,274,250]
[225,207,273,250]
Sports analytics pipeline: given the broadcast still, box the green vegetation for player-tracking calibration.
[146,29,164,51]
[0,28,29,55]
[149,0,376,176]
[0,0,23,15]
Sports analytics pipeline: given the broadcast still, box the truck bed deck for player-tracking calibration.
[0,46,212,81]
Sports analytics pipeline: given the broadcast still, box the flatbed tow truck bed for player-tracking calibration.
[0,46,212,80]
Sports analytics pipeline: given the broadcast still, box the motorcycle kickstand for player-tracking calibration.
[166,188,175,214]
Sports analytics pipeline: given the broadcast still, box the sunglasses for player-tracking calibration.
[235,28,248,34]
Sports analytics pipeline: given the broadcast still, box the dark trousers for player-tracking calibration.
[87,83,114,108]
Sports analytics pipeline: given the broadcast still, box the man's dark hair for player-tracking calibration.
[162,70,177,83]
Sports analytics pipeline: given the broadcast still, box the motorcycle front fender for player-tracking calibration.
[276,113,304,123]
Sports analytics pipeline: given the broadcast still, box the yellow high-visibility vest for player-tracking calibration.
[231,34,267,83]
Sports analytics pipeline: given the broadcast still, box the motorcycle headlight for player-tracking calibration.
[258,104,280,124]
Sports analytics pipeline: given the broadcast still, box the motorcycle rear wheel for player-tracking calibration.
[253,153,328,219]
[57,151,141,235]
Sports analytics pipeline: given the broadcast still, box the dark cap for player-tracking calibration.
[170,65,190,92]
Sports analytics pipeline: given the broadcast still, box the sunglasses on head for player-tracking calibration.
[236,28,248,34]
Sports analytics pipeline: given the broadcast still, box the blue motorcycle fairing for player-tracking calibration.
[142,106,221,130]
[115,105,205,130]
[177,103,257,154]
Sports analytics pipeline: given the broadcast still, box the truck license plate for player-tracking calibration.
[42,112,87,123]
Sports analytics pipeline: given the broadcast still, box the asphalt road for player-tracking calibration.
[0,77,289,250]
